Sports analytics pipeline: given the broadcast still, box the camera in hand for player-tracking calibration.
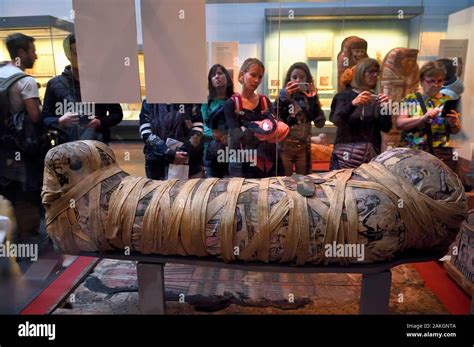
[440,101,457,118]
[296,82,309,92]
[78,113,92,125]
[370,93,380,102]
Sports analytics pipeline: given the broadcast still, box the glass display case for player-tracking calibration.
[0,16,73,101]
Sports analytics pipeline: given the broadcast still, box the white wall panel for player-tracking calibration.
[72,0,141,103]
[141,0,207,103]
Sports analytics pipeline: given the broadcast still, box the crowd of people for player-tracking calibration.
[0,32,464,246]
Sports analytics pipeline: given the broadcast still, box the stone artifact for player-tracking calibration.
[43,141,467,265]
[379,48,420,151]
[337,36,368,92]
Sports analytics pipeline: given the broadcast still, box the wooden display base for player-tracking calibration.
[79,250,444,315]
[444,261,474,314]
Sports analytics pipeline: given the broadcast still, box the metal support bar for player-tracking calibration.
[359,270,392,314]
[136,262,166,314]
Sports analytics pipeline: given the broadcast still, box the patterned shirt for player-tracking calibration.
[399,93,451,149]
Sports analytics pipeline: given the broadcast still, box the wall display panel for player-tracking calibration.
[265,17,410,111]
[209,41,239,89]
[72,0,141,103]
[141,0,208,104]
[306,33,334,59]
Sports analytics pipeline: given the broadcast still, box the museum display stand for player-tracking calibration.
[79,250,444,314]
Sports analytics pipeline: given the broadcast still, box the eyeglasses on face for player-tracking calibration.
[423,78,444,85]
[365,69,379,76]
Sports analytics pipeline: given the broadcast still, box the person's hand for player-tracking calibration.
[304,82,318,97]
[352,91,372,106]
[58,112,79,128]
[423,108,441,122]
[376,94,389,104]
[286,81,300,95]
[446,110,461,128]
[174,151,188,165]
[85,117,101,129]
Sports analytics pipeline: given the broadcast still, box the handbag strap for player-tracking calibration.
[360,122,375,163]
[259,94,270,113]
[354,91,375,163]
[415,92,434,154]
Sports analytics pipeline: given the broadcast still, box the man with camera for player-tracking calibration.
[42,33,123,145]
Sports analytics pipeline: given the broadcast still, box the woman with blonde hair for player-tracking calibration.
[329,58,392,170]
[224,58,279,178]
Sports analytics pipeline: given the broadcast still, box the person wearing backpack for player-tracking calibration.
[42,33,123,144]
[224,58,286,178]
[201,64,234,178]
[0,33,45,245]
[277,62,325,176]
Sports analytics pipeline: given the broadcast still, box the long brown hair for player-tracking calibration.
[284,62,314,85]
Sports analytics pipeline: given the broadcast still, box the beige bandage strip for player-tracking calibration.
[120,178,149,249]
[322,170,353,249]
[276,178,299,263]
[142,180,177,254]
[239,190,292,261]
[205,182,257,223]
[220,178,245,262]
[186,178,219,257]
[106,176,148,248]
[163,179,201,255]
[256,178,271,262]
[45,164,123,226]
[344,186,359,245]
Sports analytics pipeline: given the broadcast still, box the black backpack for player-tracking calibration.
[0,71,51,158]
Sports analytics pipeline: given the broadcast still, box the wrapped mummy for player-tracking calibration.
[42,141,467,265]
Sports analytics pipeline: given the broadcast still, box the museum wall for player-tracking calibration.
[264,19,409,108]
